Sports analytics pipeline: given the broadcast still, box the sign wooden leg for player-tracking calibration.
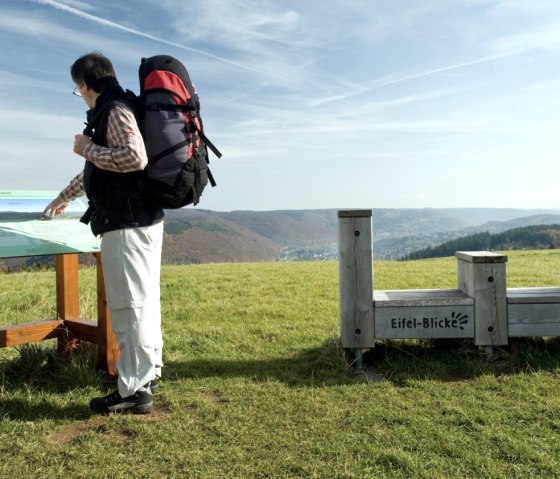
[55,253,80,353]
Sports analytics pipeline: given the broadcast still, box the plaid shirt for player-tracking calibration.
[58,103,147,203]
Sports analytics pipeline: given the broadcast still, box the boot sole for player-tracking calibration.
[95,401,153,415]
[132,404,153,414]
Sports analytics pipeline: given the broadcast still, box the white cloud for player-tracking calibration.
[491,0,560,17]
[156,0,319,51]
[0,8,144,69]
[489,26,560,56]
[30,0,284,79]
[0,108,79,138]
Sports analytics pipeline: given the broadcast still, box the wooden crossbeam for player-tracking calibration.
[64,318,98,344]
[0,319,64,347]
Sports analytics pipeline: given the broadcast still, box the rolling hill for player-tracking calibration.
[2,207,560,270]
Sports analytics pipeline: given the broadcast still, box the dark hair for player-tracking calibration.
[71,52,117,93]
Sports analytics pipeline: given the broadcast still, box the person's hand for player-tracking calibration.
[74,134,93,156]
[43,198,69,218]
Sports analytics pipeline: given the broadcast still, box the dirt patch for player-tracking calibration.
[202,390,225,405]
[48,416,107,445]
[48,404,173,445]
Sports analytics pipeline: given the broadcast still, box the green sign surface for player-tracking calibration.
[0,190,100,258]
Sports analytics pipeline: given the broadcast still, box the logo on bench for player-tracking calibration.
[391,312,469,330]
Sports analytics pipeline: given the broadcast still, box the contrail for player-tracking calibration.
[31,0,282,79]
[310,47,541,107]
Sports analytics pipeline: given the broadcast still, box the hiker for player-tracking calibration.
[44,52,163,414]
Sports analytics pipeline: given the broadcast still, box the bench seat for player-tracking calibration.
[507,287,560,337]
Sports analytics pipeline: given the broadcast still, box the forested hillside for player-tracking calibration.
[404,225,560,260]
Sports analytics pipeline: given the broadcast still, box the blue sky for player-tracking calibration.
[1,0,560,212]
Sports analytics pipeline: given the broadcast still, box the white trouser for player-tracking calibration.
[100,221,164,397]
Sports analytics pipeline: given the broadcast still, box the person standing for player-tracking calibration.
[44,52,163,414]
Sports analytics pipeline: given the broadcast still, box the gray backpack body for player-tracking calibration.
[138,55,221,208]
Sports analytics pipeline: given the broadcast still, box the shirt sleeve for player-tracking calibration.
[57,170,85,203]
[82,103,147,173]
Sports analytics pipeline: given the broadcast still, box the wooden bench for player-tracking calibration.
[338,209,560,355]
[0,253,119,375]
[507,287,560,337]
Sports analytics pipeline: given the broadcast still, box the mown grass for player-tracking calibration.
[0,250,559,478]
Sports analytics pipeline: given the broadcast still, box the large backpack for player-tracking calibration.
[137,55,221,208]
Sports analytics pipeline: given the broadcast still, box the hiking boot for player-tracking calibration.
[89,389,153,414]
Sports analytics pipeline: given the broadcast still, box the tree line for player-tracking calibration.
[402,225,560,260]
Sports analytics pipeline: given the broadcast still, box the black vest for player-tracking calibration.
[81,82,163,236]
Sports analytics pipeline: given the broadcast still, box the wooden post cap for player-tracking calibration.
[338,210,372,218]
[455,251,508,263]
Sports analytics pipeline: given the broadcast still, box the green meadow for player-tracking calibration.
[1,250,560,478]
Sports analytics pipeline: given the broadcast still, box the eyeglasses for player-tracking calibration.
[73,86,82,97]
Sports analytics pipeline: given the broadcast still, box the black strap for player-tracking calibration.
[145,103,223,159]
[208,167,217,187]
[145,102,195,112]
[150,139,190,163]
[197,129,222,159]
[80,205,94,225]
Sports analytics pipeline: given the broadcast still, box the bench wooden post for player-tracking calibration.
[456,251,508,346]
[338,210,374,349]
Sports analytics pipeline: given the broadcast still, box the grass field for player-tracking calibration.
[1,250,560,478]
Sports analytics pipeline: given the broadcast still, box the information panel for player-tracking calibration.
[0,190,100,258]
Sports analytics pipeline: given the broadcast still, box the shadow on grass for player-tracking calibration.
[165,338,355,387]
[165,337,560,387]
[363,337,560,385]
[0,342,105,421]
[3,337,560,420]
[0,398,92,421]
[0,338,353,420]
